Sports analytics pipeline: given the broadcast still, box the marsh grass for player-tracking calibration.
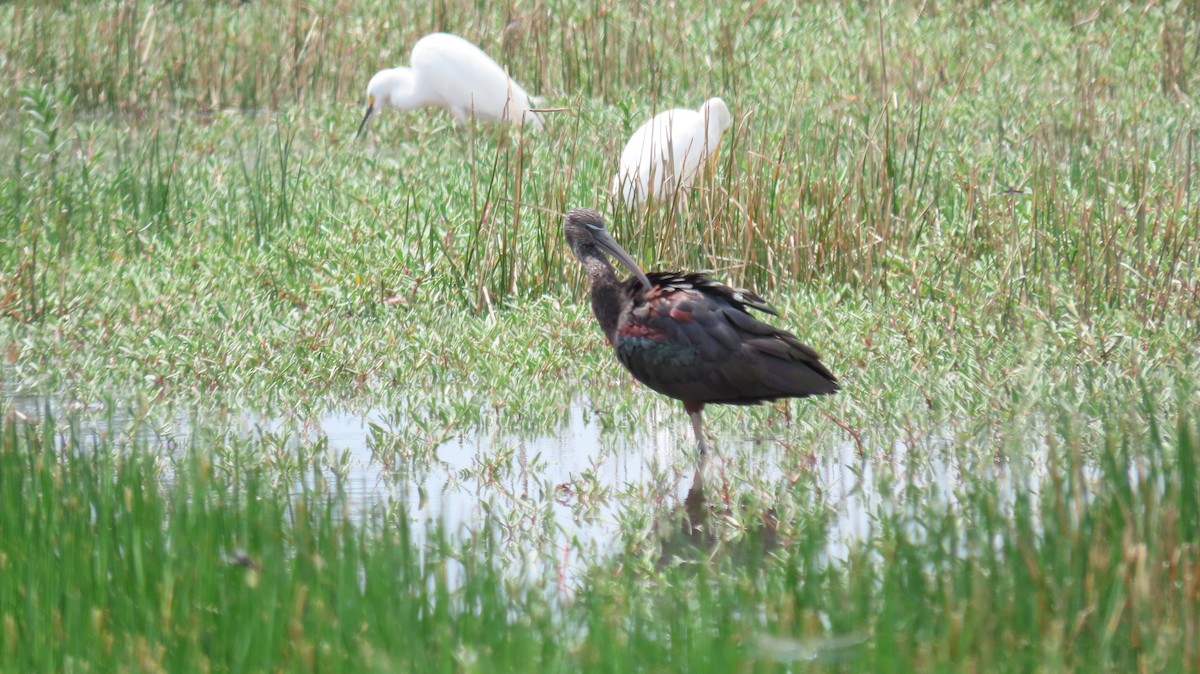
[2,397,1198,671]
[0,411,561,672]
[2,1,1200,671]
[2,2,1197,313]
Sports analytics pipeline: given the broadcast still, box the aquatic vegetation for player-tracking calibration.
[1,0,1198,671]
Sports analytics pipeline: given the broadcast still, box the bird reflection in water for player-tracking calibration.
[655,456,779,567]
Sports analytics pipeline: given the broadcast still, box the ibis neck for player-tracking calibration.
[584,253,623,344]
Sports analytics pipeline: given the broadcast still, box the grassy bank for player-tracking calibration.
[0,1,1194,411]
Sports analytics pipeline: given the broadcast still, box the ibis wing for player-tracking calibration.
[614,276,838,405]
[723,308,839,384]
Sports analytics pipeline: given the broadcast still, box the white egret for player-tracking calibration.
[611,97,733,206]
[356,32,544,138]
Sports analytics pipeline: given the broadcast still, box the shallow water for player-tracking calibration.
[2,390,1064,583]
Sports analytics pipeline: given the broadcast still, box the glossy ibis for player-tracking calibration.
[564,208,839,454]
[612,98,733,206]
[356,32,543,139]
[561,207,835,453]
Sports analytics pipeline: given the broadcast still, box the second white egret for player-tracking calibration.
[611,97,733,206]
[356,32,544,138]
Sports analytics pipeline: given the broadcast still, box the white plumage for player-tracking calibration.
[356,32,544,137]
[612,97,733,206]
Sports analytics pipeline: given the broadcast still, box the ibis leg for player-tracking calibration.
[685,402,708,455]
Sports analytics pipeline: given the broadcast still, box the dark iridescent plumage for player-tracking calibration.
[564,207,838,454]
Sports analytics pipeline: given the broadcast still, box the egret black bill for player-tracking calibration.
[355,96,376,140]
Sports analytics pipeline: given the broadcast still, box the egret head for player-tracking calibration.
[355,76,381,140]
[356,68,412,140]
[564,208,651,289]
[700,97,733,138]
[699,97,733,171]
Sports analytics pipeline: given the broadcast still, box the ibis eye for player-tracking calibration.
[585,222,604,232]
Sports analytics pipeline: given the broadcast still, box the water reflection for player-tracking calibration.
[654,459,780,568]
[2,390,1058,584]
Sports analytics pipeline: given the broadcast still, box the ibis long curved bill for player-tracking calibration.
[589,226,652,290]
